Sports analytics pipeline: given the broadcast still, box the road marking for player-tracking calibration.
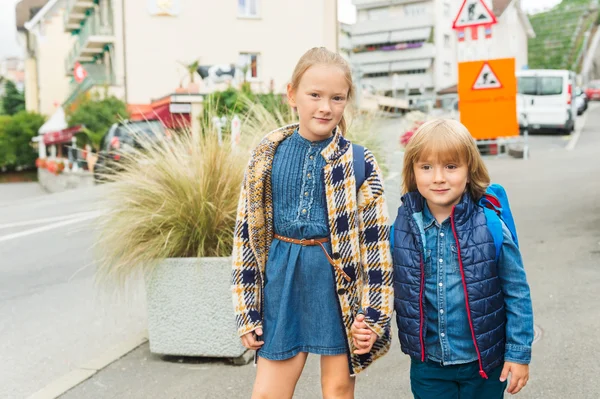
[0,212,95,230]
[0,211,103,244]
[566,106,591,151]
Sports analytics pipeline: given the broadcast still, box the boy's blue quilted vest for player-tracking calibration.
[392,192,506,378]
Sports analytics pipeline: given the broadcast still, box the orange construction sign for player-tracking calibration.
[458,58,518,140]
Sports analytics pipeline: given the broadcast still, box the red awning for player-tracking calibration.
[128,98,191,130]
[150,102,190,129]
[43,125,84,145]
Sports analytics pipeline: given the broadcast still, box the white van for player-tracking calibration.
[516,69,577,134]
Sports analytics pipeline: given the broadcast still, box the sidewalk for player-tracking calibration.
[61,111,600,398]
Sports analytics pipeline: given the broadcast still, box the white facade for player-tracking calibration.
[22,0,74,116]
[349,0,533,96]
[456,0,534,71]
[349,0,461,96]
[60,0,337,105]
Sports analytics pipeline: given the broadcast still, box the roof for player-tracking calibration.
[437,84,458,95]
[128,97,191,130]
[492,0,513,18]
[23,0,59,31]
[38,106,67,134]
[15,0,49,31]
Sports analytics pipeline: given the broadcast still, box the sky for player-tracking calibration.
[0,0,564,60]
[337,0,561,23]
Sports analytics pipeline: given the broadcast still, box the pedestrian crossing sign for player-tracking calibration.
[472,62,502,90]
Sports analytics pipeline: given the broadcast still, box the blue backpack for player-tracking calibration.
[389,184,519,261]
[353,144,366,193]
[480,183,519,261]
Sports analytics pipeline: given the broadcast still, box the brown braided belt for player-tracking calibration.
[273,234,351,282]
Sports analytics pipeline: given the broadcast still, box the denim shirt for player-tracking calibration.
[271,129,333,238]
[422,203,534,365]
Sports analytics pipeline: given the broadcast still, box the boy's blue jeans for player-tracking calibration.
[410,358,507,399]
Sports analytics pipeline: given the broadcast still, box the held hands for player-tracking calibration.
[241,328,264,350]
[500,362,529,395]
[351,313,378,354]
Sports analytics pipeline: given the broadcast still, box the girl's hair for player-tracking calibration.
[401,119,491,200]
[289,47,354,135]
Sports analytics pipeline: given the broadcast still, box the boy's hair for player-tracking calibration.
[401,119,491,200]
[290,47,354,135]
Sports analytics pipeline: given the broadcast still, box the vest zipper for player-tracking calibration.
[419,254,426,362]
[450,207,489,379]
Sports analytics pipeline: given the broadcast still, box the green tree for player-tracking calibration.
[0,111,45,168]
[67,95,129,150]
[1,80,25,116]
[0,115,13,166]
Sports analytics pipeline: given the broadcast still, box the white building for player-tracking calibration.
[18,0,337,110]
[18,0,73,116]
[0,57,26,96]
[348,0,533,98]
[57,0,337,105]
[349,0,461,97]
[488,0,535,71]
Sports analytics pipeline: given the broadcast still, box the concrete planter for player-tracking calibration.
[145,257,246,358]
[37,167,95,193]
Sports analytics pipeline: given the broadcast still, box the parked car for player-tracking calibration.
[575,86,588,115]
[584,80,600,100]
[94,120,168,181]
[517,69,577,134]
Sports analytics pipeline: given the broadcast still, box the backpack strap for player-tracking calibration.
[352,143,366,194]
[480,183,519,262]
[482,205,503,261]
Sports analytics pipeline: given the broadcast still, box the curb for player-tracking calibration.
[28,333,148,399]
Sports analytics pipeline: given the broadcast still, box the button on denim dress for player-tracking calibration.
[258,130,348,361]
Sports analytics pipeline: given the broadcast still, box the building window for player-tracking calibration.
[238,0,259,18]
[444,62,451,76]
[444,34,450,48]
[239,53,260,79]
[443,2,450,17]
[405,4,426,17]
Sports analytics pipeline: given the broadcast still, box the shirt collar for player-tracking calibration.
[290,128,334,149]
[422,202,438,231]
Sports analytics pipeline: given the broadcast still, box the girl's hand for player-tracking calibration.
[500,362,529,394]
[351,314,378,354]
[241,328,264,350]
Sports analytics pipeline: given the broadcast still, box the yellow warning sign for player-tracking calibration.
[458,58,518,140]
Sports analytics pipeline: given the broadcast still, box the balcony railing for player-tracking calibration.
[353,0,422,9]
[65,6,115,75]
[350,43,436,65]
[65,62,115,104]
[350,14,434,36]
[362,73,434,93]
[63,0,95,32]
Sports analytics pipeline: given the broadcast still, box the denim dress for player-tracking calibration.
[258,130,348,361]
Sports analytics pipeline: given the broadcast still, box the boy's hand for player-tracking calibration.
[500,362,529,394]
[351,313,378,354]
[241,328,264,350]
